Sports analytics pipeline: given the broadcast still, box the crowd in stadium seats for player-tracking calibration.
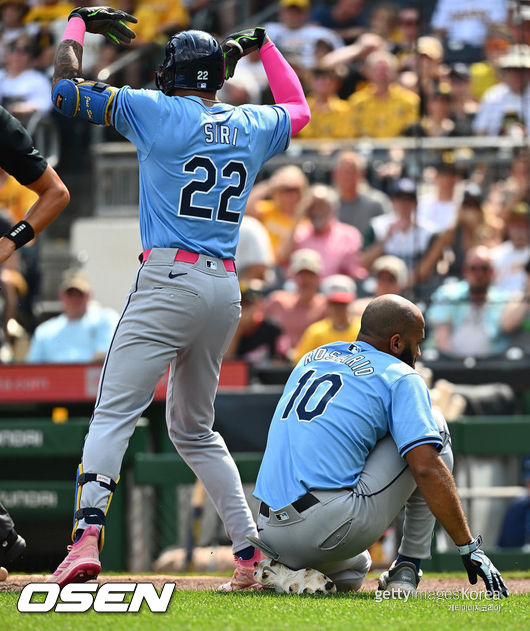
[0,0,529,367]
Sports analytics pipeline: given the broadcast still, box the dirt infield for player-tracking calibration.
[1,574,529,594]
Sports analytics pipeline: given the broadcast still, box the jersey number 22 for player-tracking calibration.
[179,155,247,224]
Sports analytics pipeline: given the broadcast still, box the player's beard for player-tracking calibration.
[398,343,416,369]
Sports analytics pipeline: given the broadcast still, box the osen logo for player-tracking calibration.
[17,582,175,613]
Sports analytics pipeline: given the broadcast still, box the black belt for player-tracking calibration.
[259,492,319,517]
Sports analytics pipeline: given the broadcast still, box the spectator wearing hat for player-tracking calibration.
[426,246,513,358]
[362,178,437,286]
[347,50,419,138]
[0,35,52,118]
[353,255,409,319]
[332,151,392,238]
[415,36,445,111]
[473,44,530,136]
[448,63,476,135]
[297,66,351,139]
[404,84,460,137]
[224,281,286,363]
[264,0,343,69]
[431,0,508,63]
[497,454,530,548]
[293,274,360,363]
[491,203,530,293]
[263,249,328,356]
[26,271,119,363]
[281,183,366,281]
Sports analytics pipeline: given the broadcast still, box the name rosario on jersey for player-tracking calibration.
[203,123,239,146]
[303,346,374,376]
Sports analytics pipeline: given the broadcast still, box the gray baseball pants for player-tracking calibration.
[256,410,453,591]
[77,248,257,553]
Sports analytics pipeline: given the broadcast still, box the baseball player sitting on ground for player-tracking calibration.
[47,7,310,589]
[251,295,509,597]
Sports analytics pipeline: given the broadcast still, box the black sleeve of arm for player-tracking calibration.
[0,105,48,185]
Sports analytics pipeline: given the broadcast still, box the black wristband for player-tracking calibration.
[3,220,35,249]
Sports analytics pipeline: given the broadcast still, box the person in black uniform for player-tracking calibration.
[0,104,70,569]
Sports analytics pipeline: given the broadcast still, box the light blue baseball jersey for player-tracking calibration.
[112,89,291,258]
[254,341,442,510]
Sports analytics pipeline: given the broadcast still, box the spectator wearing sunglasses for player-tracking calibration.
[426,246,513,358]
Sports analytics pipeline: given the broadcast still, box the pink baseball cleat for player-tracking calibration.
[47,526,101,588]
[218,547,264,591]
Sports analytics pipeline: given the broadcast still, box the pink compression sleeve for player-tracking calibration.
[259,41,310,136]
[62,16,86,44]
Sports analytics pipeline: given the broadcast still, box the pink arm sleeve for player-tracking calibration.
[259,41,310,136]
[62,16,86,44]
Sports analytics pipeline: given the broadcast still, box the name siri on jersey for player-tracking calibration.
[203,123,239,146]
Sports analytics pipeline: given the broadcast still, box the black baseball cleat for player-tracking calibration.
[378,560,422,597]
[0,529,26,567]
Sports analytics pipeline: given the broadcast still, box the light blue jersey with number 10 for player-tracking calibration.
[255,341,443,510]
[112,88,291,258]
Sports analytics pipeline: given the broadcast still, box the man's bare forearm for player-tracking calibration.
[52,40,83,89]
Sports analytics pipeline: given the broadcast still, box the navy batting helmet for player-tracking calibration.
[155,30,225,94]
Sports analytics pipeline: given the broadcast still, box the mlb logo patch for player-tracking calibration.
[198,82,207,89]
[206,260,217,270]
[275,511,289,522]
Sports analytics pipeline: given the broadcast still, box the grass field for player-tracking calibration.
[0,573,528,631]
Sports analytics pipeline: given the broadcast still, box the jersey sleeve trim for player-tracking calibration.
[399,437,443,458]
[111,86,126,128]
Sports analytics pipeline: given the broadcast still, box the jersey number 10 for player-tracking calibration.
[179,155,248,224]
[280,370,343,422]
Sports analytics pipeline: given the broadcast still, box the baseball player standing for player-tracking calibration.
[252,295,509,597]
[47,7,310,589]
[0,105,70,570]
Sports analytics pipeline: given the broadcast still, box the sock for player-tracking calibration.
[74,529,84,543]
[396,554,421,571]
[235,545,256,561]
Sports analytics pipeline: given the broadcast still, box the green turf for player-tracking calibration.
[0,583,528,631]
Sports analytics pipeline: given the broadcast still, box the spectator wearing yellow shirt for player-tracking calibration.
[23,0,73,23]
[348,50,419,138]
[470,26,511,100]
[297,66,351,139]
[254,165,308,263]
[133,0,189,44]
[293,274,360,363]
